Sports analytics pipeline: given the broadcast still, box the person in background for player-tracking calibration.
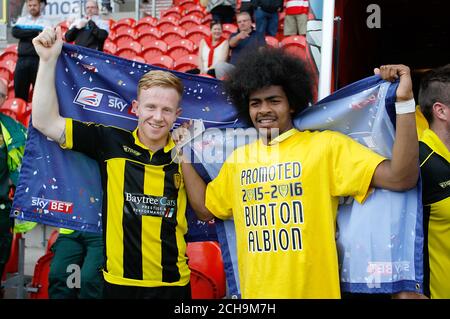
[186,20,229,78]
[418,64,450,299]
[252,0,283,37]
[214,11,265,79]
[228,11,265,65]
[12,0,52,102]
[284,0,309,36]
[0,80,27,298]
[65,0,109,51]
[206,0,236,24]
[239,0,254,20]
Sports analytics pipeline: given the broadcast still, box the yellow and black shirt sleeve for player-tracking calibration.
[62,118,108,160]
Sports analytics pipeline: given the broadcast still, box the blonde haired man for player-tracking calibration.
[31,27,191,299]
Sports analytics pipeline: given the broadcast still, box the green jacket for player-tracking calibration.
[0,113,27,196]
[0,113,35,233]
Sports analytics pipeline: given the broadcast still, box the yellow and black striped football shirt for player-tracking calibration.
[63,118,190,287]
[419,128,450,299]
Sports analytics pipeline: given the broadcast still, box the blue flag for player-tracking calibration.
[11,44,423,295]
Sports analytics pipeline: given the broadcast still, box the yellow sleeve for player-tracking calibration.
[205,161,233,220]
[328,131,385,204]
[59,228,75,235]
[415,106,429,140]
[60,118,73,149]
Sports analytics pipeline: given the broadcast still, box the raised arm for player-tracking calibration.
[229,31,249,48]
[31,26,66,144]
[181,160,214,222]
[173,123,214,221]
[371,64,419,191]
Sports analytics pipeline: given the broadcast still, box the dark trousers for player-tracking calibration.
[211,5,235,24]
[0,202,13,280]
[255,7,279,36]
[14,56,39,102]
[104,281,191,299]
[48,231,105,299]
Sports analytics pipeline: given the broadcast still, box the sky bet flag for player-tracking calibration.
[11,44,423,295]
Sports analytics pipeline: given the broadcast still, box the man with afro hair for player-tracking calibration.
[180,48,419,298]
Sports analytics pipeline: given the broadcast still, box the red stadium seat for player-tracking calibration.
[134,19,156,34]
[0,51,18,64]
[114,34,135,48]
[185,5,206,19]
[179,0,197,13]
[157,16,180,33]
[278,11,286,33]
[20,111,31,127]
[146,55,174,70]
[186,25,211,47]
[111,17,136,31]
[179,15,202,30]
[18,103,31,127]
[138,26,161,39]
[199,73,215,78]
[116,41,142,60]
[280,35,307,60]
[222,23,238,37]
[0,98,27,120]
[0,66,13,83]
[131,56,146,64]
[174,54,198,72]
[201,13,213,25]
[136,16,158,28]
[137,33,161,48]
[0,58,15,75]
[186,241,226,299]
[7,88,14,100]
[6,80,14,100]
[106,30,116,41]
[2,233,22,280]
[160,6,182,20]
[3,43,18,54]
[28,252,54,299]
[167,39,195,60]
[265,35,280,48]
[141,40,168,61]
[161,26,186,45]
[103,40,117,55]
[46,229,59,254]
[114,25,137,38]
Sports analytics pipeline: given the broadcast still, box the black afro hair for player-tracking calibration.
[223,47,314,123]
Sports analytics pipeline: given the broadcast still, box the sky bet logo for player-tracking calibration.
[31,197,74,214]
[74,87,137,121]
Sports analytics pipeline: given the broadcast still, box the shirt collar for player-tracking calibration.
[132,128,176,154]
[267,128,298,146]
[421,128,450,162]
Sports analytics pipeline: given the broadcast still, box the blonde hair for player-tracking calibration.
[137,70,184,101]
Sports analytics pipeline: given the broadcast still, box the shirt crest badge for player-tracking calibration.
[174,173,182,190]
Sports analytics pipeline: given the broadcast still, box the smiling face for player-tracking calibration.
[211,23,223,42]
[249,85,294,141]
[132,86,181,151]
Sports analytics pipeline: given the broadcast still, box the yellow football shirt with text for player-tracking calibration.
[206,129,385,298]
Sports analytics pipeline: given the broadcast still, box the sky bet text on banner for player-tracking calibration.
[11,44,423,295]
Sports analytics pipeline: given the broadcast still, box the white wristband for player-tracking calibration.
[395,98,416,114]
